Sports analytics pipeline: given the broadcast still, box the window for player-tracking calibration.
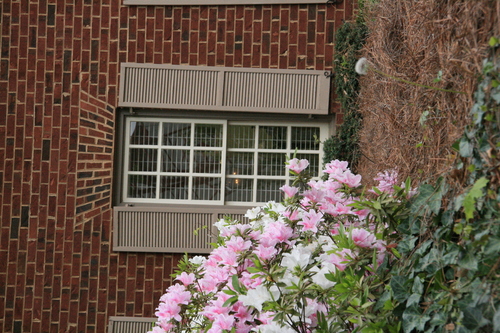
[123,117,328,205]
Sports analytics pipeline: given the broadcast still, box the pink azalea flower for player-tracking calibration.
[225,236,252,253]
[324,159,349,173]
[297,210,323,233]
[283,208,301,221]
[202,296,230,320]
[233,301,253,323]
[325,202,354,217]
[351,228,376,248]
[326,249,355,271]
[148,326,167,333]
[286,158,309,173]
[260,221,295,247]
[240,271,264,289]
[213,313,235,330]
[155,302,182,322]
[157,320,174,332]
[331,169,362,188]
[373,169,398,194]
[176,272,195,286]
[280,184,299,198]
[302,188,326,203]
[253,244,278,260]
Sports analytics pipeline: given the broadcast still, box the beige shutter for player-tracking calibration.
[124,0,324,5]
[119,64,331,115]
[113,206,248,253]
[109,317,156,333]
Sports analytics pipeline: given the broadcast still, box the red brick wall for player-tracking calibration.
[0,1,354,332]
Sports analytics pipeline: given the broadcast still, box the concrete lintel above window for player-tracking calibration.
[119,63,331,115]
[124,0,325,5]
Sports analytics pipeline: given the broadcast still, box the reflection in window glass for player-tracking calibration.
[225,178,253,202]
[193,151,221,174]
[128,175,157,198]
[163,123,191,146]
[195,124,223,147]
[129,148,157,172]
[257,153,285,176]
[192,177,221,200]
[258,126,287,150]
[291,127,320,150]
[162,150,190,173]
[227,125,255,149]
[256,179,283,202]
[160,176,188,199]
[130,122,159,145]
[226,152,254,176]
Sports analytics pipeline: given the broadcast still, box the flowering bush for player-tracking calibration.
[149,159,415,333]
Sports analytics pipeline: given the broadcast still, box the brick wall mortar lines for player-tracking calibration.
[0,1,354,332]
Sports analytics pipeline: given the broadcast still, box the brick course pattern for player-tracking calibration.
[0,1,354,332]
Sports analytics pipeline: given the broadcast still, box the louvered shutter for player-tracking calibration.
[113,206,249,253]
[119,63,331,115]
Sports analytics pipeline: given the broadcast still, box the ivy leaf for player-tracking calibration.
[458,250,478,271]
[397,237,417,255]
[459,138,473,157]
[374,290,391,312]
[402,304,431,333]
[411,183,442,216]
[391,276,410,302]
[493,306,500,332]
[462,306,489,330]
[406,294,421,307]
[463,177,489,221]
[412,276,424,294]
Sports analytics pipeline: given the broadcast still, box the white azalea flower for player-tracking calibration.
[239,285,279,312]
[188,255,206,265]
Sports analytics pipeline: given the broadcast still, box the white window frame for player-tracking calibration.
[122,117,329,206]
[124,118,228,205]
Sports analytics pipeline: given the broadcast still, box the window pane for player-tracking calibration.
[226,152,254,175]
[130,122,159,145]
[129,148,157,172]
[256,179,283,202]
[193,151,221,174]
[162,149,190,173]
[192,177,221,200]
[194,124,223,147]
[128,175,157,198]
[225,178,253,202]
[258,153,285,176]
[160,176,188,199]
[258,126,287,150]
[291,127,320,150]
[296,153,319,177]
[163,123,191,146]
[227,125,255,149]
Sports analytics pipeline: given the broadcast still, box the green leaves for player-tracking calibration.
[463,177,489,221]
[402,305,430,333]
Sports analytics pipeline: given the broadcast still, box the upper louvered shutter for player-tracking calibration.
[119,64,331,115]
[124,1,324,5]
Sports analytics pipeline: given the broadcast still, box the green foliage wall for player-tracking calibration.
[324,21,368,171]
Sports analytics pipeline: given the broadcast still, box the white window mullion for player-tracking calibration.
[219,121,228,205]
[188,122,195,201]
[155,121,163,200]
